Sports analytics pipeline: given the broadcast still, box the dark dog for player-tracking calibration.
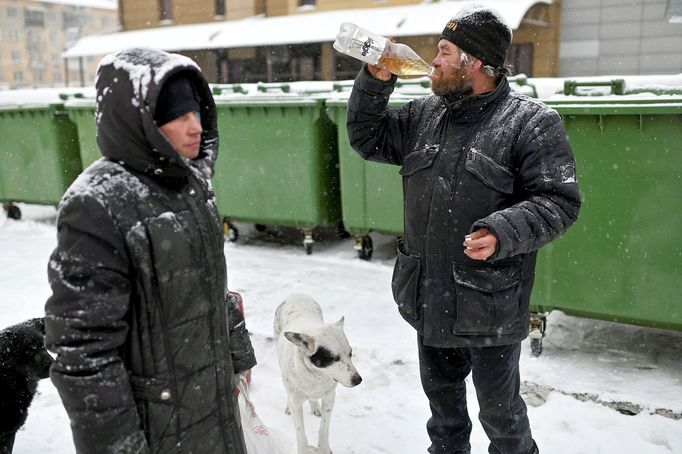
[0,318,54,454]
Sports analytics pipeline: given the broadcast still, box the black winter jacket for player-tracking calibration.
[44,48,255,454]
[348,67,581,348]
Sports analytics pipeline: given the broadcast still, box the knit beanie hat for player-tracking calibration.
[155,71,201,126]
[440,5,512,68]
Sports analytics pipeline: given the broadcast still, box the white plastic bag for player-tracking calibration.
[237,375,291,454]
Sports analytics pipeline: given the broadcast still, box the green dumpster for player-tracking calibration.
[529,83,682,355]
[212,85,341,254]
[64,97,100,168]
[327,93,410,260]
[0,102,81,219]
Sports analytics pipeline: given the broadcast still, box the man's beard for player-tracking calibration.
[432,60,473,99]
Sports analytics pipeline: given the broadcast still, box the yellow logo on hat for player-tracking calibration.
[445,20,457,31]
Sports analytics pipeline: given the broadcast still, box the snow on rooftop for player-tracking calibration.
[63,0,549,58]
[34,0,117,10]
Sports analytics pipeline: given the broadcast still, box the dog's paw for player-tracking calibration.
[309,400,321,417]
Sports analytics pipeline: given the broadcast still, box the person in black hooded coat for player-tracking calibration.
[347,6,580,454]
[44,47,255,454]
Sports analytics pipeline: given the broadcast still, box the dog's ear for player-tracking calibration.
[334,316,345,328]
[284,331,316,354]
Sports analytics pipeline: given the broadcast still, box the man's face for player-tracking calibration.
[431,40,474,97]
[159,111,203,160]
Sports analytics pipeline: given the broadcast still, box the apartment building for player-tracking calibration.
[67,0,559,84]
[0,0,117,88]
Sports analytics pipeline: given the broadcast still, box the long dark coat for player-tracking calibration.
[44,48,253,454]
[348,67,581,348]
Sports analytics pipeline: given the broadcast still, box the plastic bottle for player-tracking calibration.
[333,22,435,78]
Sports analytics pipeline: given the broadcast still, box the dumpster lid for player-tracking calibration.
[0,87,95,108]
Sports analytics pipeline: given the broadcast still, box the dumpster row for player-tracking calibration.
[1,76,681,347]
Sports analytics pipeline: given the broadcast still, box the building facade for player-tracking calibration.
[0,0,117,88]
[66,0,681,86]
[113,0,561,84]
[560,0,682,76]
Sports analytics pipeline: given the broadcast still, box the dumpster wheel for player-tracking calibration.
[223,218,238,242]
[303,229,314,255]
[529,313,547,357]
[354,235,373,261]
[3,203,21,220]
[337,221,351,239]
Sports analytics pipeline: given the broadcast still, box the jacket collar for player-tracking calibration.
[442,76,510,123]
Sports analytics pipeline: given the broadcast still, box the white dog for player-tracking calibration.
[274,293,362,454]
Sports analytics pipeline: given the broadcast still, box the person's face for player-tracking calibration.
[431,39,474,97]
[159,111,203,159]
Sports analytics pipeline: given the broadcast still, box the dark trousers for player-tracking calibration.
[418,335,538,454]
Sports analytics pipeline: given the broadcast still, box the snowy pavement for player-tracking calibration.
[1,204,681,453]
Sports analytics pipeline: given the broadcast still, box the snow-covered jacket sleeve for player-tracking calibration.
[347,65,411,165]
[473,107,581,260]
[44,192,149,454]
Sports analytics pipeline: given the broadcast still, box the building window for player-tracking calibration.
[30,53,44,69]
[216,0,225,16]
[65,27,81,46]
[159,0,174,21]
[63,11,80,30]
[101,16,110,27]
[11,50,22,63]
[298,0,315,6]
[14,71,23,82]
[25,7,45,27]
[9,29,20,42]
[509,43,534,76]
[27,29,42,44]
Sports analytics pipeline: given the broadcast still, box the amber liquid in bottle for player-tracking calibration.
[379,56,435,78]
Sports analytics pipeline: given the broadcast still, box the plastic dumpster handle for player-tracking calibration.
[333,81,354,92]
[563,79,625,96]
[256,82,290,93]
[212,84,248,95]
[508,74,538,98]
[58,93,85,101]
[395,78,432,89]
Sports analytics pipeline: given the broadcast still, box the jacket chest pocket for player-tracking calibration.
[399,145,440,215]
[400,144,440,177]
[464,148,515,195]
[127,210,205,322]
[452,263,521,335]
[146,211,198,284]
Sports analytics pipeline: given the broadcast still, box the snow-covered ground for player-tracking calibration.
[1,204,681,453]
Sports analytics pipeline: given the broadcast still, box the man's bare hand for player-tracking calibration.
[463,228,498,261]
[367,37,396,81]
[367,62,392,81]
